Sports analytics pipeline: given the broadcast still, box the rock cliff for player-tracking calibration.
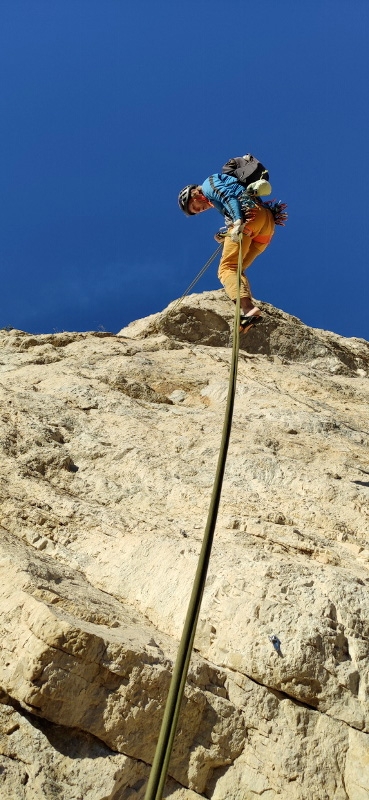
[0,290,368,799]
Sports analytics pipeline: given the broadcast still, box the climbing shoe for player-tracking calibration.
[239,314,263,333]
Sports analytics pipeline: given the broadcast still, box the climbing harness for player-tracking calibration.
[240,192,288,227]
[263,199,288,226]
[144,235,244,800]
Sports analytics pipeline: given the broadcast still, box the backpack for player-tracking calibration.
[221,154,271,195]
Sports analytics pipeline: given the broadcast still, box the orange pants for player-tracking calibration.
[218,206,275,301]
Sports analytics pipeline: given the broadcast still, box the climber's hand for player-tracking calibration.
[229,219,243,243]
[214,227,227,244]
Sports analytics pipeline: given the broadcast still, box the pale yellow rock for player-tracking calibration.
[0,292,369,798]
[0,532,244,794]
[0,702,145,800]
[209,671,367,800]
[0,703,203,800]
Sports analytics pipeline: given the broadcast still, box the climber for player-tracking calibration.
[178,175,287,333]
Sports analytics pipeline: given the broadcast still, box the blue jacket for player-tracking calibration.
[201,174,247,223]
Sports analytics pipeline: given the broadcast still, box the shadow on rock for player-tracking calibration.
[159,306,230,346]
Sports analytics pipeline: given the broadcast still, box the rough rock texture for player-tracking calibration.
[0,290,368,799]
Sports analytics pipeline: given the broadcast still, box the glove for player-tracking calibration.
[229,219,243,243]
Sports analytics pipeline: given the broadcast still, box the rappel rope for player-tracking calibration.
[164,244,222,318]
[144,234,243,800]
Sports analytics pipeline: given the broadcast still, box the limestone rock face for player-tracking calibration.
[0,290,369,799]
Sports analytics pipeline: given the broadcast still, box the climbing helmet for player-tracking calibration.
[178,184,198,216]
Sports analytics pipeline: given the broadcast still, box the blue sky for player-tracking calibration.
[1,0,369,339]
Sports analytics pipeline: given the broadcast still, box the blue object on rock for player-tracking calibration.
[269,634,281,652]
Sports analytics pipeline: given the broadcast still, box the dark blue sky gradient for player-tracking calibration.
[1,1,369,339]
